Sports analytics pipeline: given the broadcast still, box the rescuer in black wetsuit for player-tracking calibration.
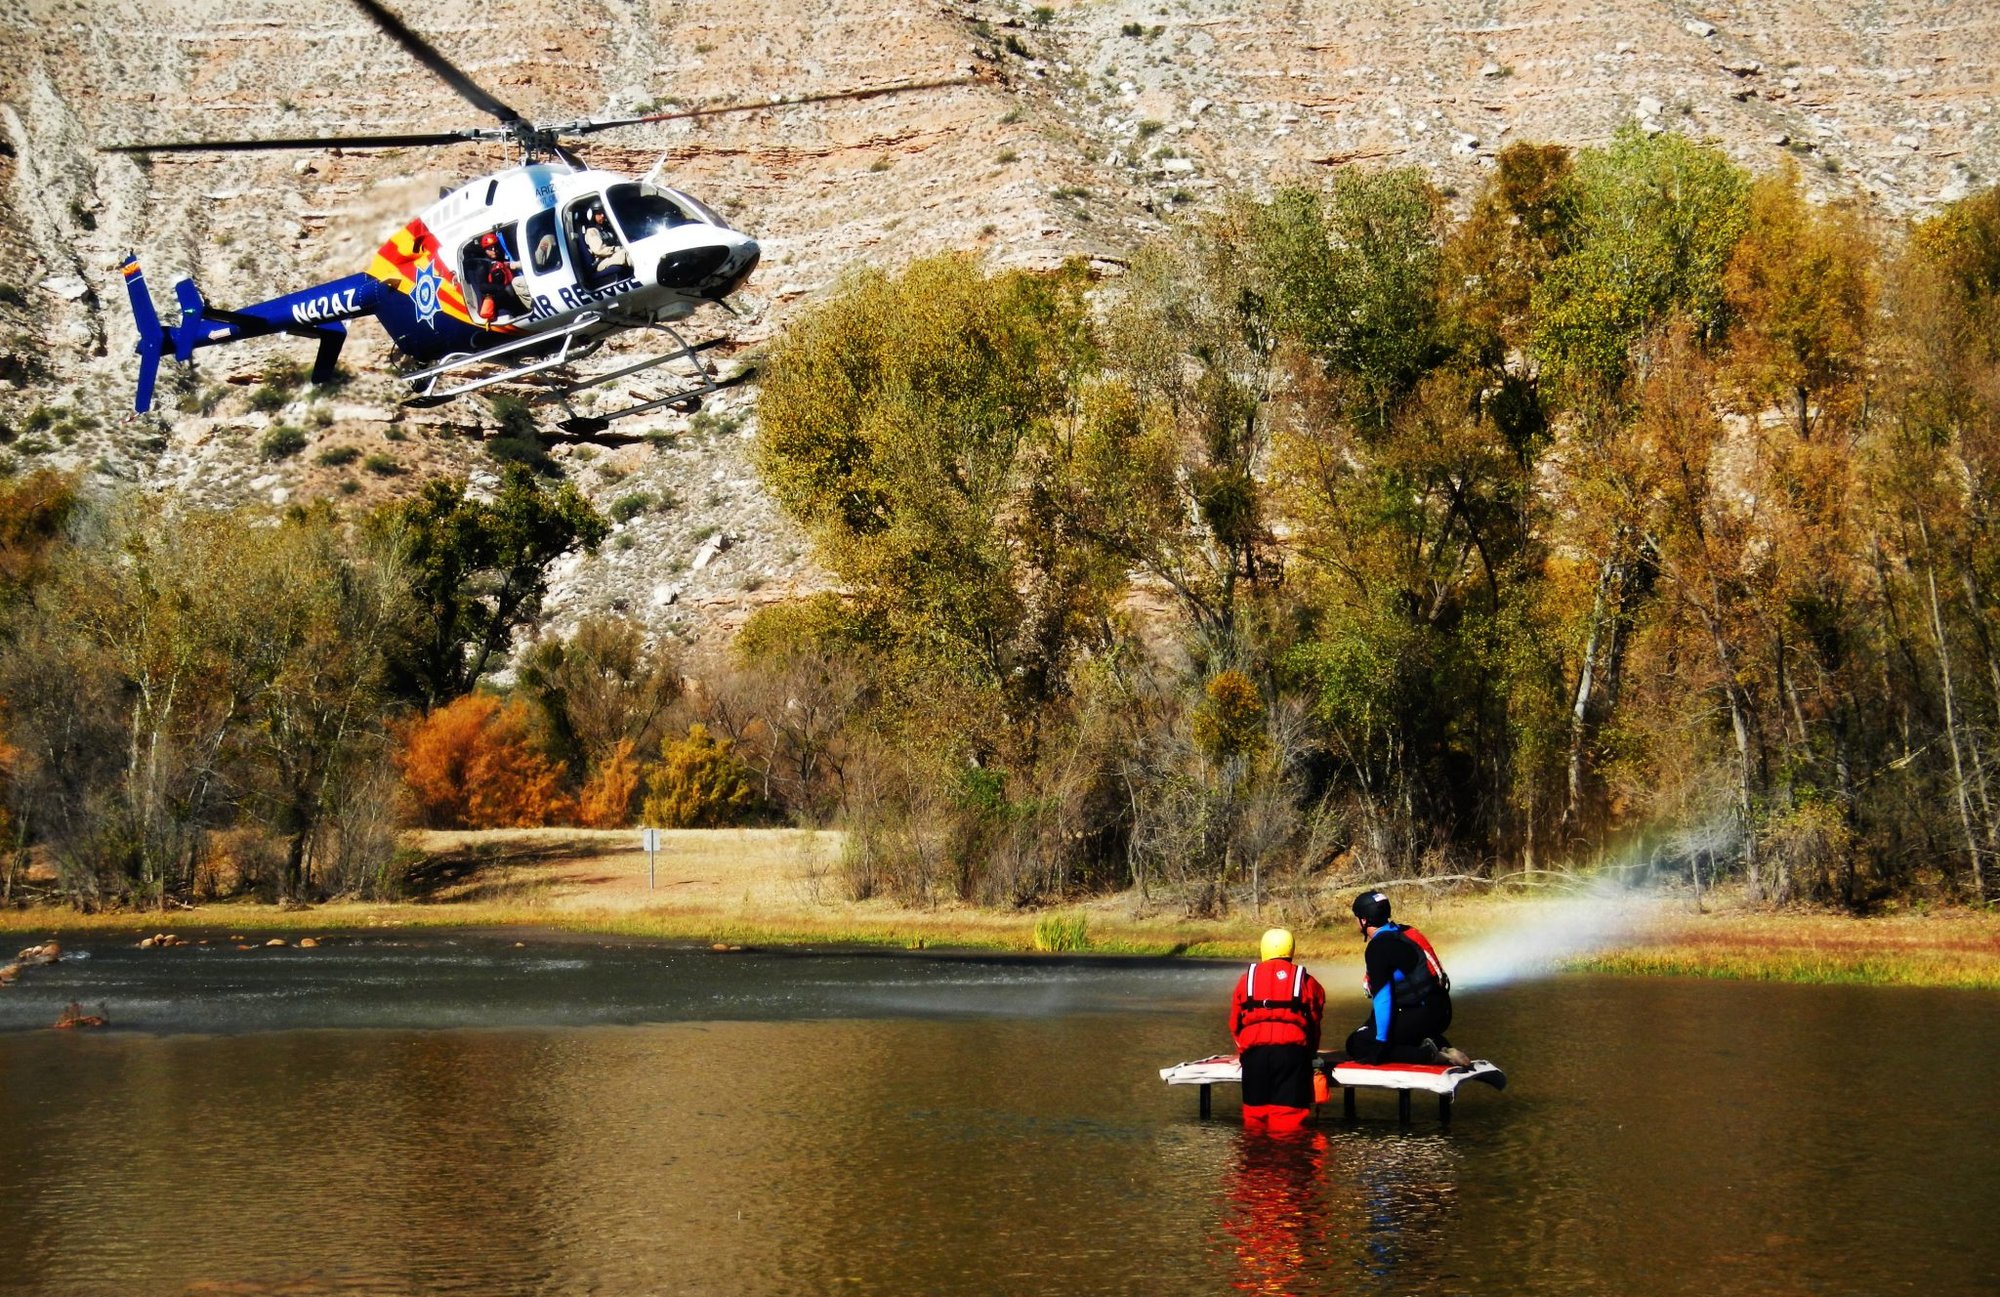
[1344,890,1471,1067]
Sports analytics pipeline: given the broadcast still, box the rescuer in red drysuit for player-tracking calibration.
[1229,927,1328,1134]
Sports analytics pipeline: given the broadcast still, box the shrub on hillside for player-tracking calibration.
[260,425,307,460]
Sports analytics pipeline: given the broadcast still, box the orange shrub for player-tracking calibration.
[395,693,573,828]
[576,737,641,829]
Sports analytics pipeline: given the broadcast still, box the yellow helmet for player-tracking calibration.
[1259,928,1295,961]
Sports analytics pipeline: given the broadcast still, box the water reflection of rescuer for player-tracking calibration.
[1344,890,1473,1068]
[1228,928,1328,1134]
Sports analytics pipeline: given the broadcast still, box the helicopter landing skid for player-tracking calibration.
[539,320,741,436]
[551,365,756,436]
[401,311,609,407]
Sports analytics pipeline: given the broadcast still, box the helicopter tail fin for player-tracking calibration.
[119,254,167,414]
[171,278,209,362]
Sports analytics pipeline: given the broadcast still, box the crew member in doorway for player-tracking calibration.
[1345,890,1471,1067]
[1228,928,1327,1134]
[471,230,524,322]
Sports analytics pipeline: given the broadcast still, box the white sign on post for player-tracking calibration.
[640,827,660,889]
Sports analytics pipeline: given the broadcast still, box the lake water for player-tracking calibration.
[1,933,1996,1295]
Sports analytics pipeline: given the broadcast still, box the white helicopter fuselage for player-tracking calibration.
[363,162,760,359]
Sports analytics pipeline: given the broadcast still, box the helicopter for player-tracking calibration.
[105,0,963,435]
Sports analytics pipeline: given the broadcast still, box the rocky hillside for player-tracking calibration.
[2,0,1995,646]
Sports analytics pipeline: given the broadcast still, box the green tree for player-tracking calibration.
[381,464,608,707]
[755,254,1118,741]
[1255,170,1450,433]
[516,613,682,774]
[1532,127,1750,396]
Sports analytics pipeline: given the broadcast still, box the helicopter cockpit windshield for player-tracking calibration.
[665,189,730,230]
[605,184,695,240]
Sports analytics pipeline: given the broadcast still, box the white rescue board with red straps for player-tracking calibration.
[1159,1054,1507,1095]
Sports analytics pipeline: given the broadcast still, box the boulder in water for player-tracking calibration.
[265,938,288,948]
[298,937,319,949]
[0,963,21,985]
[54,1002,108,1029]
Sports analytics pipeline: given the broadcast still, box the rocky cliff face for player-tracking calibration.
[2,0,1995,646]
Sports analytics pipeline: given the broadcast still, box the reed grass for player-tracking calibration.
[1571,941,2000,989]
[1032,912,1090,952]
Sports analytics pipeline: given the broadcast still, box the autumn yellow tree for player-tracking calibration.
[641,724,760,829]
[1724,171,1877,440]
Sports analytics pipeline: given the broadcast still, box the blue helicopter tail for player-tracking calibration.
[119,254,167,413]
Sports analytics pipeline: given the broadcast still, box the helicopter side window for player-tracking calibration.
[525,208,562,274]
[605,183,692,241]
[460,223,526,323]
[568,197,632,290]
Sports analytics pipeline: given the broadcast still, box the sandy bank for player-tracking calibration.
[3,828,1995,988]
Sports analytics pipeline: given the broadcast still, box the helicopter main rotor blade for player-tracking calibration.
[102,129,490,154]
[567,75,981,136]
[349,0,526,126]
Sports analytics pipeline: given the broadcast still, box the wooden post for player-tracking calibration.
[1439,1093,1453,1125]
[1397,1090,1411,1124]
[1199,1083,1211,1119]
[1343,1087,1356,1120]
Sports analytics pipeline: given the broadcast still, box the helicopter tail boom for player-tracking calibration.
[118,259,382,412]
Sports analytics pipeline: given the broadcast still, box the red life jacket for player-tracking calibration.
[1232,958,1323,1049]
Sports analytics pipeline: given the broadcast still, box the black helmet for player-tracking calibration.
[1352,890,1391,926]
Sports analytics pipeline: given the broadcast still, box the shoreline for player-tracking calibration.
[4,894,1996,990]
[3,828,1995,989]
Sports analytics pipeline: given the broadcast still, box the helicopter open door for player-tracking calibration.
[458,221,529,324]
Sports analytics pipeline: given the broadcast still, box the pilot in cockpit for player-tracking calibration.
[580,203,631,280]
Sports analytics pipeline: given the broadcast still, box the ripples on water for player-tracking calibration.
[1,934,1996,1295]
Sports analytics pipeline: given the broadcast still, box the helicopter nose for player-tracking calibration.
[657,236,761,300]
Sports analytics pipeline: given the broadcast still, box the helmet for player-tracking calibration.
[1352,890,1392,926]
[479,231,498,249]
[1259,928,1294,961]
